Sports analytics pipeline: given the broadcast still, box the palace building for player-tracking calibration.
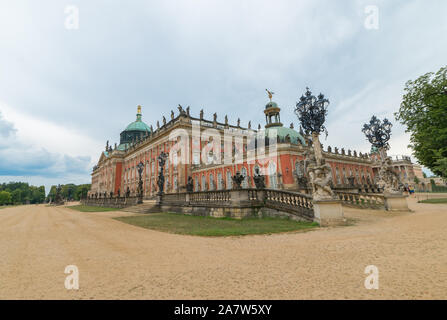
[90,99,418,198]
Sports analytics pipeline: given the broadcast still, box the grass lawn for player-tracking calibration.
[67,205,119,212]
[114,212,319,237]
[418,198,447,204]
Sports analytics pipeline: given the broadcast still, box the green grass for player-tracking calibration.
[114,212,319,237]
[67,205,119,212]
[418,198,447,204]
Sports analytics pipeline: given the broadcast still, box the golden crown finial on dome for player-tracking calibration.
[137,105,142,114]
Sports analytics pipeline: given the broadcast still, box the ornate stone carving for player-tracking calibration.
[186,176,194,192]
[231,171,245,190]
[376,152,403,195]
[253,168,265,189]
[157,152,168,195]
[304,134,336,201]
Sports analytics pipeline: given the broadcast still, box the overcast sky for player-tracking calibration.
[1,0,446,193]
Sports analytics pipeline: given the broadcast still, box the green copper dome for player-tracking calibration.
[124,119,151,132]
[265,101,279,109]
[265,126,306,145]
[123,105,151,132]
[119,106,151,148]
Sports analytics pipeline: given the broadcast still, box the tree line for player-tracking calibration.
[0,182,46,206]
[0,182,91,206]
[47,184,91,202]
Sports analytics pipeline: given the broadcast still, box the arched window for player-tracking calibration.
[336,167,341,185]
[217,172,223,190]
[173,152,178,168]
[226,170,232,190]
[201,175,206,191]
[268,161,278,189]
[209,173,215,190]
[342,168,347,184]
[241,167,248,188]
[295,161,303,178]
[194,177,199,192]
[173,175,178,191]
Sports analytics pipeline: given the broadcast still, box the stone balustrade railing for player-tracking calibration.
[264,189,314,220]
[82,196,140,208]
[161,188,314,220]
[335,191,385,209]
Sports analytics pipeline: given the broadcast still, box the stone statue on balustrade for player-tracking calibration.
[232,171,245,190]
[304,146,336,201]
[376,156,404,195]
[186,176,194,192]
[253,168,265,189]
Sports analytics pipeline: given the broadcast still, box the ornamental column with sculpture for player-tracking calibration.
[295,88,344,226]
[362,116,409,211]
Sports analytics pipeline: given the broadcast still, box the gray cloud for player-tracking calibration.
[0,112,16,137]
[0,0,446,185]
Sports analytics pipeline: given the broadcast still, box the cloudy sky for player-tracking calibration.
[1,0,446,193]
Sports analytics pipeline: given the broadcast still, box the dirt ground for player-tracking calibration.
[0,196,446,300]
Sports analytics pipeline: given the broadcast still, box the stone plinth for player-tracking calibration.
[313,199,345,227]
[384,194,409,211]
[229,189,249,206]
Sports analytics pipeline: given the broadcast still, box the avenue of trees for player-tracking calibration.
[47,184,91,202]
[395,66,447,178]
[0,182,46,206]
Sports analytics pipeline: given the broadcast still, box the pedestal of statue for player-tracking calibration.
[384,193,409,211]
[313,199,345,227]
[229,189,249,206]
[155,194,163,205]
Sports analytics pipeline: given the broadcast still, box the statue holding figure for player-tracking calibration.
[265,89,274,102]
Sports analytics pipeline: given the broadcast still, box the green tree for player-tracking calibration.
[395,66,447,178]
[414,176,420,185]
[11,189,22,204]
[0,191,12,205]
[75,184,90,200]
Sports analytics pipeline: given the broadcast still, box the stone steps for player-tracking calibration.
[121,200,159,214]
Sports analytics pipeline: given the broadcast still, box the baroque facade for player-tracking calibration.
[90,100,419,198]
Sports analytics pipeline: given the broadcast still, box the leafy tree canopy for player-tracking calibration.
[395,66,447,178]
[47,183,91,201]
[0,182,45,204]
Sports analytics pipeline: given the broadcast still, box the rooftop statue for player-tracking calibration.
[178,104,185,115]
[265,89,274,102]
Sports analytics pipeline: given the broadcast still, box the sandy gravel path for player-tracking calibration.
[0,197,446,299]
